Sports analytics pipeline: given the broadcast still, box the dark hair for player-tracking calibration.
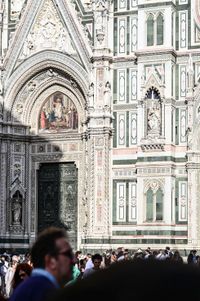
[12,263,33,289]
[31,227,68,268]
[92,254,102,263]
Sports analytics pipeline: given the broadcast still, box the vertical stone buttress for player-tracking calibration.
[86,0,113,239]
[186,58,199,247]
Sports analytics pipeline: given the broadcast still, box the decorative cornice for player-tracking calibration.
[135,48,177,58]
[141,143,165,152]
[91,53,113,63]
[113,55,137,63]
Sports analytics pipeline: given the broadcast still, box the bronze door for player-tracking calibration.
[38,163,78,249]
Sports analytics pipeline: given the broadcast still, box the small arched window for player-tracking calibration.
[146,186,164,222]
[147,14,154,46]
[146,13,164,46]
[157,14,164,45]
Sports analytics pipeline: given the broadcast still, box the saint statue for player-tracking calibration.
[12,195,22,224]
[104,81,111,106]
[88,82,94,107]
[147,103,160,133]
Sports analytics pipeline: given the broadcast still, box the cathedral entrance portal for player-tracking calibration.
[38,162,78,249]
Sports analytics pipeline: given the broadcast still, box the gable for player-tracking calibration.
[4,0,92,80]
[19,0,77,61]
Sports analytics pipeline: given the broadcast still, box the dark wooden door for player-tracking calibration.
[38,163,78,249]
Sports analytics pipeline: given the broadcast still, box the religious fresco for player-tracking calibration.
[39,93,78,133]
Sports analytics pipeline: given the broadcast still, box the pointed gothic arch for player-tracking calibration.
[4,51,89,116]
[144,179,164,222]
[145,86,161,100]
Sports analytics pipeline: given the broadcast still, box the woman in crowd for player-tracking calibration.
[11,263,32,291]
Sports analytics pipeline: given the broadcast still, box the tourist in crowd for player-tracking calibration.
[48,260,200,301]
[9,227,73,301]
[187,249,197,264]
[84,253,93,270]
[5,255,19,298]
[82,254,102,279]
[12,262,32,291]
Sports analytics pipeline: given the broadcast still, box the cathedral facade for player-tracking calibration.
[0,0,199,253]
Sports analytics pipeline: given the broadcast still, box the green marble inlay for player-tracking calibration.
[0,238,29,243]
[127,17,130,56]
[176,11,179,50]
[175,108,179,144]
[81,238,188,244]
[113,70,117,103]
[113,112,117,148]
[113,181,117,222]
[138,2,176,9]
[113,160,136,165]
[137,156,186,163]
[112,230,187,236]
[126,111,129,147]
[113,156,186,165]
[114,18,118,56]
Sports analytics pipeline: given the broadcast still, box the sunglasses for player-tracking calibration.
[58,249,73,259]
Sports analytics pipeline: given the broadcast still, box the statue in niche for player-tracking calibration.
[21,32,34,59]
[104,81,111,107]
[147,103,160,133]
[146,88,161,134]
[96,0,106,9]
[11,0,24,17]
[66,185,73,203]
[88,82,94,107]
[12,192,22,225]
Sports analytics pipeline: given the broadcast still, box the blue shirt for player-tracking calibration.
[9,268,58,301]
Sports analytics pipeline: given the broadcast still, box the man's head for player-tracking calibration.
[92,254,102,270]
[31,227,73,286]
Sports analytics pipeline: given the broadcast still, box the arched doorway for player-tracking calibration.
[38,162,78,250]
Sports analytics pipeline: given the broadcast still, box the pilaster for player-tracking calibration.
[86,0,113,237]
[186,157,200,247]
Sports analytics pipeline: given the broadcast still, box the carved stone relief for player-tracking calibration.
[144,178,165,194]
[10,0,25,20]
[19,0,76,60]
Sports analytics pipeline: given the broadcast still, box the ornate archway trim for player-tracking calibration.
[4,51,90,111]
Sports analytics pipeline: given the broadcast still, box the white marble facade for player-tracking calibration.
[0,0,200,252]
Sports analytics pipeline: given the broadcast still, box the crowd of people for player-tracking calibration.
[0,227,200,301]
